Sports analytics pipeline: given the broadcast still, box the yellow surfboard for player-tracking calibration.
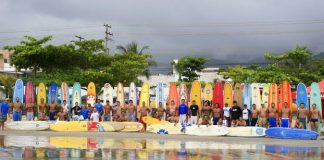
[49,121,90,132]
[121,122,143,132]
[37,82,46,112]
[233,83,243,107]
[116,82,125,107]
[141,116,170,125]
[49,137,88,149]
[224,82,233,107]
[87,82,96,106]
[99,122,125,132]
[191,80,202,110]
[138,82,150,119]
[203,83,213,102]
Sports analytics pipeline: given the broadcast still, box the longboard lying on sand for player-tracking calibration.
[227,127,266,137]
[147,123,184,134]
[5,136,48,148]
[120,122,143,132]
[265,127,319,140]
[99,122,125,132]
[49,121,100,132]
[5,121,49,131]
[184,125,229,136]
[141,116,170,125]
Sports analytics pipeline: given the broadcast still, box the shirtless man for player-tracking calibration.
[200,101,212,126]
[38,98,47,121]
[13,97,23,121]
[103,100,112,121]
[57,108,66,121]
[48,100,57,121]
[297,102,307,129]
[117,109,128,122]
[26,98,34,121]
[212,103,222,125]
[138,101,150,129]
[268,103,278,128]
[251,104,259,126]
[258,104,268,127]
[280,102,291,128]
[156,102,166,121]
[166,112,178,123]
[166,100,178,119]
[236,117,246,126]
[294,119,304,129]
[127,100,136,122]
[112,101,121,121]
[309,104,322,132]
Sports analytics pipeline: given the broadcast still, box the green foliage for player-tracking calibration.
[173,56,207,82]
[0,75,16,98]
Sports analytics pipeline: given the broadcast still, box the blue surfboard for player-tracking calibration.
[72,82,81,107]
[242,83,252,110]
[296,83,308,108]
[265,127,319,140]
[48,82,58,104]
[13,79,24,103]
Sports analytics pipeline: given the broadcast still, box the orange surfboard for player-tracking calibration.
[268,83,278,109]
[168,83,179,107]
[281,81,291,109]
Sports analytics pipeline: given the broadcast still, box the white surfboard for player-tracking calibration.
[4,136,49,147]
[147,123,184,134]
[251,83,262,110]
[103,83,113,106]
[185,125,229,136]
[129,82,137,106]
[5,121,49,131]
[227,127,266,137]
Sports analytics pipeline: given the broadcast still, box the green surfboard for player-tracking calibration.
[310,82,322,132]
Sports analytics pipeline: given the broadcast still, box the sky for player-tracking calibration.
[1,0,324,66]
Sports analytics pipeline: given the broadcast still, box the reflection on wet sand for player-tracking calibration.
[0,135,322,159]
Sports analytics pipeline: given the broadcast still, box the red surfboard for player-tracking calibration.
[25,82,35,106]
[213,82,224,109]
[168,83,179,107]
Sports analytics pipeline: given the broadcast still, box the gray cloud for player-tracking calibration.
[1,0,324,66]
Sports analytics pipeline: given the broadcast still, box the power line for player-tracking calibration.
[104,24,113,54]
[75,35,85,41]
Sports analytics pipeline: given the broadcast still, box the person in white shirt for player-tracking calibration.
[242,104,251,126]
[90,108,100,122]
[223,103,231,127]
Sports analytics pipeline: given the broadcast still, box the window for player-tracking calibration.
[4,59,7,63]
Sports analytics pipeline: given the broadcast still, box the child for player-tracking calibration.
[90,108,100,122]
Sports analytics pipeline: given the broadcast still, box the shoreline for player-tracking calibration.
[0,130,323,147]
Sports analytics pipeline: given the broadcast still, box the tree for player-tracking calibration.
[173,56,207,82]
[0,74,16,98]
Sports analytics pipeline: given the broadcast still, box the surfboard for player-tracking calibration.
[261,83,270,108]
[129,82,137,106]
[5,136,48,148]
[268,83,278,109]
[242,83,252,110]
[213,82,223,109]
[310,82,322,132]
[168,82,179,107]
[156,82,165,108]
[5,121,49,131]
[191,80,202,110]
[203,83,213,103]
[147,123,184,134]
[139,82,150,107]
[13,79,24,103]
[141,116,169,125]
[49,137,88,149]
[179,83,189,105]
[265,127,319,140]
[103,83,113,106]
[61,82,70,107]
[72,82,81,107]
[25,81,35,107]
[297,83,308,108]
[116,82,125,107]
[99,122,125,131]
[223,82,233,107]
[227,127,266,137]
[184,125,229,136]
[251,83,261,110]
[37,82,46,113]
[281,81,292,109]
[87,82,96,106]
[233,83,243,107]
[49,121,99,132]
[120,122,143,132]
[48,82,58,104]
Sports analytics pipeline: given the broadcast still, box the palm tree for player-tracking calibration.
[0,74,16,98]
[116,41,157,78]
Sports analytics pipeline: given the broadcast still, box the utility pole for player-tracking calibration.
[104,24,113,54]
[75,35,85,41]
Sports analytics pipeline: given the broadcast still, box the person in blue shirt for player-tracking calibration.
[95,99,103,120]
[178,99,188,124]
[80,104,90,120]
[0,98,10,130]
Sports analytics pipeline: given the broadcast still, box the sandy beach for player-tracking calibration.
[0,130,323,148]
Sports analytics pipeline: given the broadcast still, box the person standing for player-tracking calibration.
[231,101,242,125]
[156,102,166,121]
[138,101,150,130]
[26,98,35,121]
[297,103,307,129]
[61,100,69,120]
[95,99,103,121]
[189,100,199,125]
[103,100,112,121]
[13,97,23,121]
[0,98,10,130]
[280,102,291,128]
[223,103,231,127]
[112,101,121,121]
[200,101,212,126]
[268,103,278,128]
[258,104,268,127]
[251,104,259,126]
[38,98,47,121]
[178,99,188,124]
[127,100,136,122]
[242,104,251,126]
[90,108,100,122]
[309,104,322,132]
[212,103,222,125]
[48,100,57,121]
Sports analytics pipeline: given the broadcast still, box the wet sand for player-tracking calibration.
[0,130,323,147]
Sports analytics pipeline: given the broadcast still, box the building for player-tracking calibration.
[0,50,31,76]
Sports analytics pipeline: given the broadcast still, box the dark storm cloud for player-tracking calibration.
[1,0,324,64]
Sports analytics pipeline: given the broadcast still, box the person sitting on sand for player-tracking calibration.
[117,109,128,122]
[200,101,212,125]
[57,108,66,121]
[212,103,222,125]
[166,100,178,120]
[71,102,81,121]
[166,111,178,123]
[80,104,90,121]
[294,119,304,129]
[236,117,246,126]
[217,118,223,126]
[90,108,100,122]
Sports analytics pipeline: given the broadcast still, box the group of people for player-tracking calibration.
[0,96,322,132]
